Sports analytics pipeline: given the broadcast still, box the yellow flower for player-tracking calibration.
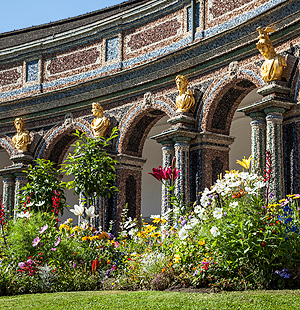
[82,236,88,241]
[150,232,161,238]
[174,254,181,263]
[198,240,205,246]
[153,217,167,224]
[236,155,252,170]
[161,268,166,273]
[107,260,111,265]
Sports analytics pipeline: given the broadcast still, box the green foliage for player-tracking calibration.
[18,158,66,214]
[61,127,119,203]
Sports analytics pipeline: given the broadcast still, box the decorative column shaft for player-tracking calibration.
[2,174,15,220]
[161,141,174,215]
[174,138,190,205]
[265,107,285,200]
[249,112,266,174]
[14,174,28,217]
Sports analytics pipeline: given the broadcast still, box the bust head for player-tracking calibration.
[256,27,276,60]
[14,117,25,133]
[175,75,188,92]
[92,102,104,117]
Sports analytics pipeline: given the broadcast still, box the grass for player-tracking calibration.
[0,290,300,310]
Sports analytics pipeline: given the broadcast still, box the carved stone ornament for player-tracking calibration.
[63,113,74,128]
[91,102,110,138]
[175,75,195,113]
[12,117,31,152]
[256,26,287,82]
[143,92,155,107]
[228,61,240,80]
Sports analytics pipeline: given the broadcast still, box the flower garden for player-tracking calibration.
[0,131,300,296]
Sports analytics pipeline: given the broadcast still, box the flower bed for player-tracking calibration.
[1,153,300,295]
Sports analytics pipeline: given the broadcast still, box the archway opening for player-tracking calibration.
[229,88,263,170]
[141,115,170,222]
[0,148,13,202]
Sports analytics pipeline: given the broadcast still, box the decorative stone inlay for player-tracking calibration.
[161,141,175,214]
[265,107,285,199]
[174,139,190,204]
[2,174,15,220]
[249,112,266,173]
[106,37,119,62]
[47,47,101,75]
[26,60,39,82]
[187,2,200,32]
[126,17,182,52]
[209,0,253,19]
[14,174,28,216]
[0,68,21,87]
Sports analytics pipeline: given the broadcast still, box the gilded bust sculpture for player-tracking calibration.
[91,102,110,138]
[256,27,287,83]
[12,117,31,152]
[175,75,195,113]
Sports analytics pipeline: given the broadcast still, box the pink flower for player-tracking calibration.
[54,237,61,247]
[51,248,56,251]
[39,224,48,234]
[32,236,40,247]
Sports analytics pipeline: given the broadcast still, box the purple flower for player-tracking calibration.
[269,192,275,199]
[68,233,75,238]
[32,236,40,247]
[275,269,290,279]
[39,224,48,234]
[54,237,61,247]
[73,262,76,268]
[18,262,26,269]
[51,248,56,251]
[181,220,187,226]
[108,233,114,240]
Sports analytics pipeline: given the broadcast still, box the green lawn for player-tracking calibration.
[0,290,299,310]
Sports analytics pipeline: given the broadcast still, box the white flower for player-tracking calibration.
[178,227,188,240]
[36,201,45,207]
[150,214,160,219]
[70,204,84,216]
[197,207,207,220]
[16,211,31,218]
[128,227,138,237]
[213,207,223,219]
[189,217,199,228]
[85,206,96,219]
[229,201,239,208]
[210,226,220,237]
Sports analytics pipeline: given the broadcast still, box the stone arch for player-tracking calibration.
[117,95,175,156]
[35,118,93,165]
[198,69,263,134]
[0,138,16,158]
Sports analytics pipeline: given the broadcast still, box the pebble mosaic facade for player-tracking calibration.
[0,0,300,230]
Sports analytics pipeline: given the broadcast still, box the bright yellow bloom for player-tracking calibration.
[174,254,181,263]
[153,217,167,224]
[82,236,89,241]
[150,232,161,238]
[236,155,252,170]
[198,240,205,246]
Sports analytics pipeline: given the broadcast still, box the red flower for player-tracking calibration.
[148,158,180,183]
[92,258,99,272]
[260,241,266,247]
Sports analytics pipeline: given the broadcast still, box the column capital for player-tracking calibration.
[249,111,265,120]
[264,107,286,116]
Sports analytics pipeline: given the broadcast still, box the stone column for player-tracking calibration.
[174,138,191,205]
[265,107,285,200]
[2,174,15,220]
[161,141,174,214]
[14,173,28,217]
[249,112,266,174]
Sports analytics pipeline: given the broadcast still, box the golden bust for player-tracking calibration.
[256,27,287,83]
[91,102,110,138]
[12,117,31,152]
[175,75,195,113]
